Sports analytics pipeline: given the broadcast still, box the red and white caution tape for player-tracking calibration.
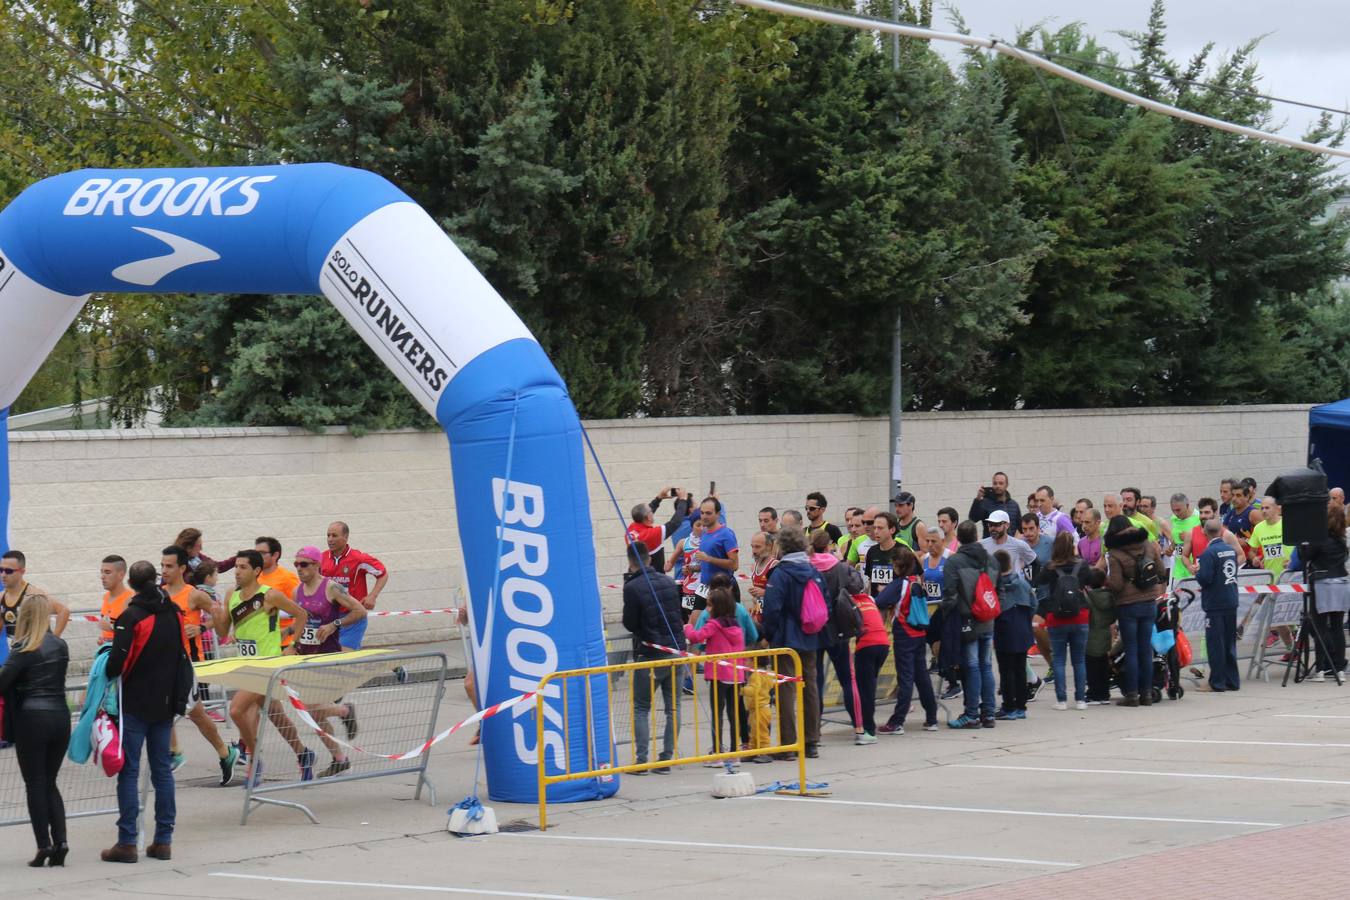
[68,606,463,625]
[279,679,534,761]
[604,573,750,590]
[641,641,799,683]
[1241,584,1307,594]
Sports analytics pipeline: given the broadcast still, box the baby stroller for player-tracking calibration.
[1109,594,1185,703]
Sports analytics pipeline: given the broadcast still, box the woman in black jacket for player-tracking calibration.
[1300,503,1350,679]
[0,593,70,866]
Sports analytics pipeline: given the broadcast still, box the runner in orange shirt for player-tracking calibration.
[255,537,301,649]
[161,545,242,785]
[97,555,133,645]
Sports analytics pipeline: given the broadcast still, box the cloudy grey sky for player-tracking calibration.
[931,0,1348,158]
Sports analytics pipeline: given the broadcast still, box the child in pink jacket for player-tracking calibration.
[685,585,746,755]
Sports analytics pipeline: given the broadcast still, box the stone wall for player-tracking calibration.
[9,404,1312,651]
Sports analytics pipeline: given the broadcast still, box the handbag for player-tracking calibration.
[905,582,931,628]
[94,681,124,777]
[1175,628,1193,667]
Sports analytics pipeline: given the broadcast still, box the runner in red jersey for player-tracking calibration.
[321,521,389,650]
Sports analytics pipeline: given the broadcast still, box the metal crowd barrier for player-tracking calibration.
[1,681,150,847]
[1171,570,1276,671]
[535,648,807,831]
[243,649,448,824]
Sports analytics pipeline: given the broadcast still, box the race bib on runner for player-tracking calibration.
[693,581,710,599]
[237,639,258,657]
[681,594,695,611]
[924,580,941,599]
[300,625,320,646]
[870,566,893,586]
[1264,544,1284,558]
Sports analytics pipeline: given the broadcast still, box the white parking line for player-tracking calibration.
[756,794,1280,827]
[1276,714,1350,720]
[950,763,1350,786]
[498,832,1076,868]
[1126,737,1350,749]
[209,872,613,899]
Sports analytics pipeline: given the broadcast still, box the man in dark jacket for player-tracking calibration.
[969,472,1022,538]
[941,521,1000,728]
[102,561,190,864]
[1195,519,1241,693]
[621,541,684,771]
[761,526,832,758]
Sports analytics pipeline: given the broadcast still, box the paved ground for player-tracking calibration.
[9,658,1350,899]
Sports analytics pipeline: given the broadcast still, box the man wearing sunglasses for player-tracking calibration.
[292,545,366,777]
[804,493,842,548]
[1,550,69,641]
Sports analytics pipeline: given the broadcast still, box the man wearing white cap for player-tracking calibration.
[978,510,1037,571]
[978,510,1048,698]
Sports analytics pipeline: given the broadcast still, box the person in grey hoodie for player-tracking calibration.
[940,521,1001,729]
[761,525,833,758]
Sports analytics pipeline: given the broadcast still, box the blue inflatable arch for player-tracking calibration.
[0,164,615,804]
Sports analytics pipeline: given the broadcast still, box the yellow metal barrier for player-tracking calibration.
[536,648,807,830]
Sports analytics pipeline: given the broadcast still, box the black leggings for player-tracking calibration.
[1313,611,1347,674]
[15,708,69,849]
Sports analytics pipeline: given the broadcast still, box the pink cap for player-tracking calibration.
[295,545,323,562]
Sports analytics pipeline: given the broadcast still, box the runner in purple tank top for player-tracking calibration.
[291,546,367,777]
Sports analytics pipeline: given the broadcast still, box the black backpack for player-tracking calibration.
[1049,563,1087,618]
[1131,549,1162,591]
[826,565,864,641]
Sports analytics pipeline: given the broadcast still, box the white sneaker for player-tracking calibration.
[1310,670,1326,683]
[1075,700,1088,710]
[1053,701,1068,710]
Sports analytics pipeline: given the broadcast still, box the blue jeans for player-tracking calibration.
[1117,602,1156,698]
[1049,625,1089,703]
[961,633,996,719]
[117,712,175,847]
[889,630,937,727]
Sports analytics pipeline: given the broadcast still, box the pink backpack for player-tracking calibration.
[94,710,124,777]
[799,576,829,635]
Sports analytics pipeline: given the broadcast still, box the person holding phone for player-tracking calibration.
[969,472,1022,539]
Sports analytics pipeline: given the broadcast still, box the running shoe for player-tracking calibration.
[1010,710,1027,720]
[980,717,995,729]
[1053,701,1068,710]
[297,748,316,782]
[993,708,1013,720]
[1265,631,1278,648]
[206,709,226,723]
[877,722,904,735]
[652,765,672,774]
[234,740,249,763]
[854,733,878,745]
[948,714,980,729]
[922,721,939,732]
[632,767,649,776]
[1075,700,1088,710]
[170,752,186,772]
[341,702,359,740]
[1026,678,1044,702]
[1310,670,1327,682]
[939,682,963,701]
[318,759,351,778]
[219,744,241,787]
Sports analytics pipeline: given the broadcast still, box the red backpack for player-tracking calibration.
[969,571,1001,622]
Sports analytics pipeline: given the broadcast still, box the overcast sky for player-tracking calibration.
[928,0,1348,165]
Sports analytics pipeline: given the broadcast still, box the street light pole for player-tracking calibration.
[887,0,903,499]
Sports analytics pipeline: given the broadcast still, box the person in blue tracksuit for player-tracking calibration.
[1195,519,1240,692]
